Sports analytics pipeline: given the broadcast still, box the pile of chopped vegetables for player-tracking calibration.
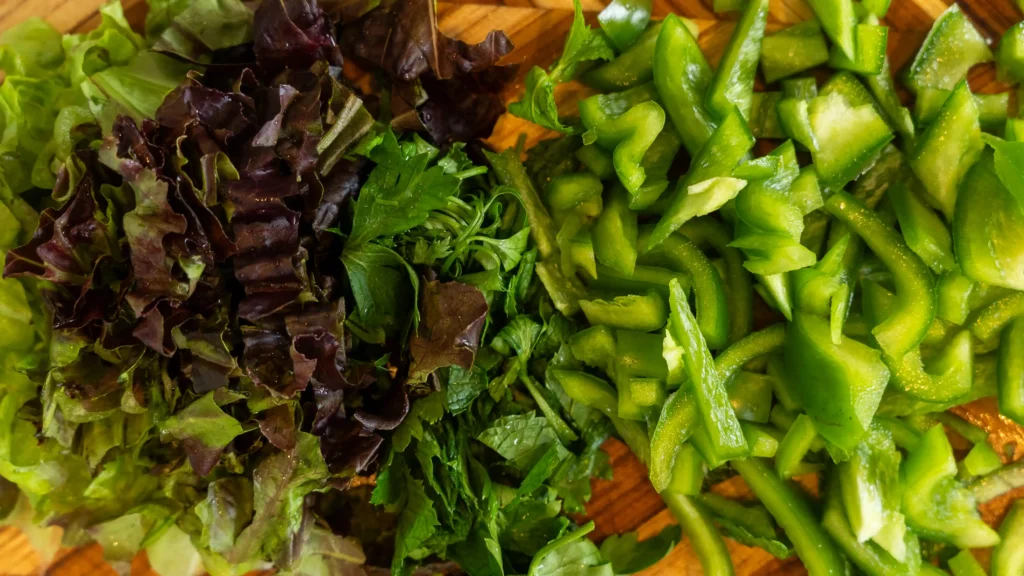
[1,0,1024,574]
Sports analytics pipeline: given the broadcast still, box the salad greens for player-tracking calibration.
[1,0,1024,575]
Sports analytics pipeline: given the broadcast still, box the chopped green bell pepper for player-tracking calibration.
[641,229,731,350]
[647,110,755,249]
[584,21,663,92]
[740,421,781,457]
[953,152,1024,291]
[619,376,666,420]
[998,316,1024,426]
[915,87,1009,132]
[903,4,993,94]
[948,550,987,576]
[968,292,1024,352]
[663,491,736,576]
[901,425,1001,548]
[714,323,786,383]
[666,279,748,461]
[809,91,894,190]
[552,369,618,417]
[546,171,604,219]
[728,372,773,423]
[681,217,754,344]
[889,175,956,274]
[806,0,857,60]
[760,21,830,84]
[961,442,1002,478]
[828,24,887,75]
[775,414,821,479]
[630,127,684,210]
[777,97,818,151]
[783,76,819,99]
[859,35,915,139]
[783,312,890,451]
[617,329,670,381]
[861,0,891,17]
[668,442,706,494]
[992,499,1024,576]
[580,291,668,332]
[576,144,615,180]
[998,22,1024,84]
[653,14,717,155]
[598,0,652,52]
[749,91,785,139]
[569,325,616,375]
[590,263,691,299]
[838,425,905,550]
[706,0,769,121]
[582,100,667,194]
[593,184,639,274]
[826,191,935,357]
[969,460,1024,504]
[822,475,921,576]
[650,388,699,492]
[792,234,850,343]
[936,272,975,326]
[732,458,850,576]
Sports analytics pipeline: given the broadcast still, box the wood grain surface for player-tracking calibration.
[0,0,1022,574]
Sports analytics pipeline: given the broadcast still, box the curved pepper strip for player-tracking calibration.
[714,324,786,384]
[889,176,956,275]
[582,100,666,195]
[666,278,747,461]
[992,500,1024,576]
[967,292,1024,353]
[998,316,1024,427]
[653,14,717,155]
[861,279,973,403]
[649,388,699,492]
[663,491,736,576]
[647,110,755,250]
[792,234,850,344]
[583,21,663,92]
[825,191,936,358]
[823,475,922,576]
[640,227,730,350]
[705,0,769,121]
[680,217,754,344]
[597,0,652,51]
[732,458,850,576]
[901,425,1001,548]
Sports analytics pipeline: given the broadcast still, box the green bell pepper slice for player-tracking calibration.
[760,21,830,85]
[961,442,1003,478]
[822,475,921,576]
[666,278,747,461]
[569,325,616,375]
[545,171,604,219]
[888,175,956,275]
[728,372,773,423]
[910,81,985,220]
[915,87,1009,132]
[640,228,731,350]
[998,316,1024,427]
[782,77,819,99]
[619,376,666,420]
[714,323,786,384]
[706,0,769,121]
[649,388,699,492]
[968,292,1024,353]
[861,0,891,17]
[593,184,639,275]
[825,191,935,358]
[740,421,781,457]
[783,312,890,451]
[953,151,1024,291]
[663,491,736,576]
[749,91,785,139]
[653,14,717,155]
[583,21,663,92]
[576,144,615,180]
[630,127,684,210]
[839,427,906,556]
[902,425,1001,548]
[680,218,754,344]
[617,329,670,381]
[903,4,994,94]
[552,369,618,417]
[806,0,857,59]
[775,414,822,479]
[828,24,887,75]
[809,91,894,190]
[792,234,850,344]
[668,442,705,494]
[998,22,1024,83]
[949,550,987,576]
[597,0,652,52]
[582,100,666,195]
[589,263,691,299]
[647,110,755,249]
[578,82,660,127]
[936,272,975,326]
[732,458,850,576]
[992,499,1024,576]
[777,97,818,151]
[580,291,668,332]
[858,16,915,140]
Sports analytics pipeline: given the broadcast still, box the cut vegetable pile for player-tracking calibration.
[1,0,1024,574]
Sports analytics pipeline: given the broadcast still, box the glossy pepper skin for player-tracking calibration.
[992,499,1024,576]
[666,279,748,462]
[583,21,663,92]
[649,388,699,492]
[597,0,652,52]
[825,191,935,358]
[732,458,850,576]
[706,0,768,121]
[663,491,736,576]
[783,312,890,451]
[680,218,754,344]
[998,316,1024,427]
[901,425,1001,549]
[581,100,666,195]
[647,110,754,250]
[653,14,717,155]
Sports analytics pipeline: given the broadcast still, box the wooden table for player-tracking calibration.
[0,0,1022,574]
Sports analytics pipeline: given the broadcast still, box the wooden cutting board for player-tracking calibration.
[0,0,1022,574]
